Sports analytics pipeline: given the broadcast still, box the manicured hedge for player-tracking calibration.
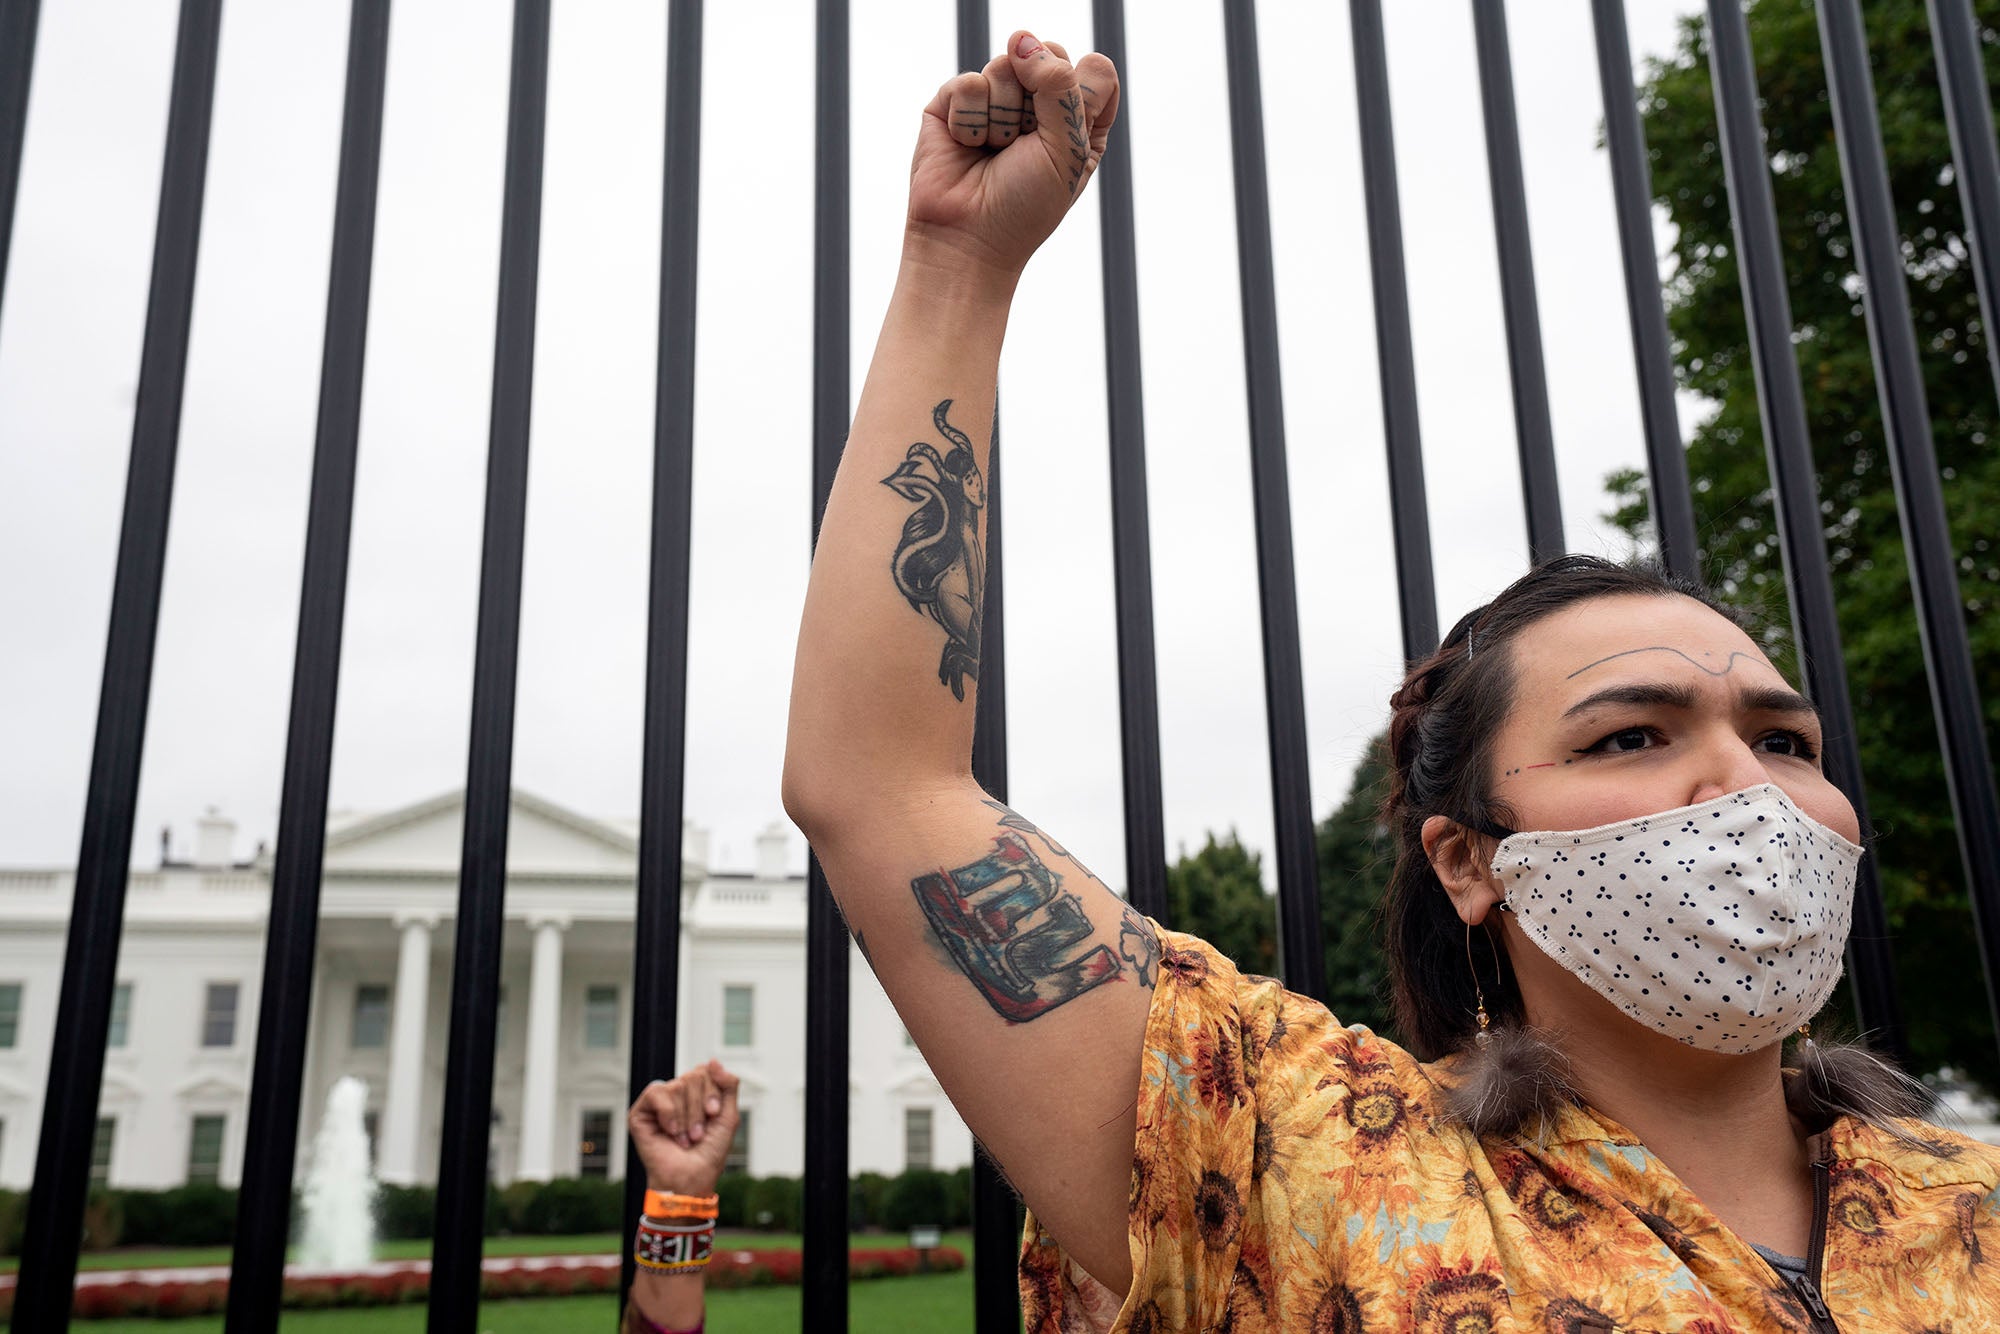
[4,1164,983,1257]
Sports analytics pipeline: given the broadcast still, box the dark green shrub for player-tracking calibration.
[374,1183,436,1241]
[882,1170,950,1232]
[0,1188,26,1256]
[497,1179,541,1234]
[850,1171,889,1230]
[745,1175,801,1232]
[517,1177,623,1234]
[715,1172,752,1228]
[81,1187,125,1250]
[946,1165,973,1228]
[118,1184,237,1246]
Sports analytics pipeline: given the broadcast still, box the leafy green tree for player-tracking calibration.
[1162,743,1398,1035]
[1317,741,1397,1037]
[1608,0,2000,1084]
[1165,831,1277,978]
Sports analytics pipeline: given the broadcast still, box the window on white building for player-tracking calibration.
[107,983,132,1048]
[362,1110,379,1169]
[187,1114,225,1185]
[724,1108,750,1174]
[0,982,20,1048]
[91,1117,115,1185]
[904,1107,933,1171]
[578,1108,612,1178]
[722,986,753,1047]
[200,983,238,1048]
[901,1025,916,1048]
[583,985,619,1049]
[495,984,508,1049]
[351,984,390,1049]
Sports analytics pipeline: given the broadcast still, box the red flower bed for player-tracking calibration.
[60,1244,967,1318]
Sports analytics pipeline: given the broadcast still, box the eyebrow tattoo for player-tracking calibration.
[1564,646,1760,680]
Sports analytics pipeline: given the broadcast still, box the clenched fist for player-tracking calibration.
[908,30,1120,277]
[627,1059,741,1196]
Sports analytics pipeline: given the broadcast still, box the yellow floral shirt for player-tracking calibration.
[1020,929,2000,1332]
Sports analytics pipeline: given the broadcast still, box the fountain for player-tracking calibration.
[297,1076,377,1269]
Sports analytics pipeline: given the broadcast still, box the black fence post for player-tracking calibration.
[620,0,704,1319]
[11,1,224,1325]
[0,0,41,317]
[1349,0,1440,661]
[1091,0,1169,928]
[427,0,550,1323]
[802,0,852,1328]
[1589,0,1701,580]
[1925,0,2000,404]
[1218,0,1325,1000]
[1471,0,1565,562]
[1701,0,1907,1061]
[1815,0,2000,1061]
[223,2,391,1326]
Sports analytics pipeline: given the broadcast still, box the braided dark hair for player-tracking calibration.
[1381,554,1743,1060]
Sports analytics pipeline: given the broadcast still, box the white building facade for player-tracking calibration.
[0,791,971,1191]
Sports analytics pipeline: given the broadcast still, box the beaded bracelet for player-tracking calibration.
[634,1214,714,1272]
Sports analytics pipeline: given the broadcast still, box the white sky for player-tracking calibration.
[0,1,1711,893]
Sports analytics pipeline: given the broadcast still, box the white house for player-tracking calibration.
[0,791,972,1192]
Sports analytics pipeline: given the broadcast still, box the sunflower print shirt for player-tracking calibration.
[1019,929,2000,1333]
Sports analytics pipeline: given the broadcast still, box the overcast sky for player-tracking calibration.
[0,0,1712,894]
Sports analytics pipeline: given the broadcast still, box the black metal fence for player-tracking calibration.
[3,0,1997,1329]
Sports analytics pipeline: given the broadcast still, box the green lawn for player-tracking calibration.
[1,1230,965,1274]
[41,1270,978,1332]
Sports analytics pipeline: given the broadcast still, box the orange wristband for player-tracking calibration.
[643,1189,719,1222]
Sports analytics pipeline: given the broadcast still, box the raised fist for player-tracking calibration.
[908,31,1121,276]
[627,1059,742,1195]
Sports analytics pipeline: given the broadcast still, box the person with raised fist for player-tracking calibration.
[621,1059,739,1334]
[785,28,2000,1334]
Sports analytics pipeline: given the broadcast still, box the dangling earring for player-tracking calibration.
[1467,920,1493,1048]
[1797,1021,1814,1050]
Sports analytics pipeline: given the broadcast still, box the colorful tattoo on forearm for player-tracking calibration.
[882,400,986,701]
[912,826,1156,1022]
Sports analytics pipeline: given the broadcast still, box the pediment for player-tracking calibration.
[175,1073,246,1102]
[323,789,643,877]
[99,1071,147,1105]
[884,1071,944,1098]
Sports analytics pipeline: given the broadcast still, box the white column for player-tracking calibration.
[378,913,436,1186]
[515,913,567,1181]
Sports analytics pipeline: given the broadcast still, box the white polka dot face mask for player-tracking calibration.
[1491,784,1862,1054]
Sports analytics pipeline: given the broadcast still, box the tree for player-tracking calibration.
[1316,741,1397,1037]
[1162,742,1398,1036]
[1164,832,1277,978]
[1608,0,2000,1085]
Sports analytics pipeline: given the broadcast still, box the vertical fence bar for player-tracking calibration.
[1926,0,2000,402]
[620,0,703,1315]
[427,0,551,1322]
[11,1,223,1324]
[1817,0,2000,1057]
[1090,0,1168,926]
[1219,0,1326,999]
[1589,0,1701,581]
[224,2,391,1326]
[0,0,40,315]
[1349,0,1440,660]
[1701,0,1907,1060]
[802,0,851,1328]
[1470,0,1564,562]
[956,13,1023,1334]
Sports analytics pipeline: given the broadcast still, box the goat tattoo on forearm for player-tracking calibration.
[881,399,986,701]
